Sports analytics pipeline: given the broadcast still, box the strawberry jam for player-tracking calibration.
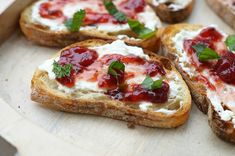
[145,61,166,76]
[55,45,169,103]
[119,0,145,14]
[56,47,98,87]
[214,52,235,84]
[39,3,64,19]
[39,0,146,25]
[107,82,169,103]
[183,27,235,88]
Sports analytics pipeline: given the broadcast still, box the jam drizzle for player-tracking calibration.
[55,46,169,104]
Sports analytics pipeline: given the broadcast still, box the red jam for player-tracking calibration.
[145,61,166,76]
[214,52,235,84]
[39,0,146,25]
[119,0,145,16]
[55,46,169,103]
[39,3,64,19]
[183,27,235,88]
[107,82,169,103]
[56,47,98,87]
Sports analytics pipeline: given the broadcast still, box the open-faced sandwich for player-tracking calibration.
[31,39,191,128]
[20,0,161,51]
[146,0,195,23]
[206,0,235,30]
[161,23,235,142]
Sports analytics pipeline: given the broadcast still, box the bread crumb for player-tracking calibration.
[127,122,135,129]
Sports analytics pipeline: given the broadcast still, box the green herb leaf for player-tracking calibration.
[127,19,156,39]
[108,61,125,77]
[52,61,72,78]
[103,0,127,22]
[192,44,220,61]
[225,35,235,52]
[141,76,163,90]
[65,10,86,32]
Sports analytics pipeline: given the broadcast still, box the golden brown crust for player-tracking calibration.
[20,2,160,52]
[31,39,191,128]
[206,0,235,30]
[208,103,235,143]
[146,0,195,23]
[161,23,235,142]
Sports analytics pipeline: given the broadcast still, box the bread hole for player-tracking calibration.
[160,58,172,70]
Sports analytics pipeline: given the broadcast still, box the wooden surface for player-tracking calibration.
[0,0,235,155]
[0,0,35,45]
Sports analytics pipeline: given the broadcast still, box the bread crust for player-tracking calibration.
[206,0,235,30]
[20,2,160,52]
[161,23,235,142]
[31,39,191,128]
[208,103,235,143]
[146,0,195,23]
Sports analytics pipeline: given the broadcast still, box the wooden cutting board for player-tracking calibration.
[0,0,234,155]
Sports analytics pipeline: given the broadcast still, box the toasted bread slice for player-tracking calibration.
[161,23,235,142]
[20,0,161,52]
[146,0,195,23]
[206,0,235,30]
[31,39,191,128]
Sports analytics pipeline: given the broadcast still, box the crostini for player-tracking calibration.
[31,39,191,128]
[161,23,235,142]
[20,0,162,51]
[146,0,195,23]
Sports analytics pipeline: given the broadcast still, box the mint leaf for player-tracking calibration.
[192,44,220,61]
[52,61,72,78]
[108,61,125,77]
[225,35,235,52]
[103,0,127,22]
[141,76,163,90]
[127,19,156,39]
[65,10,85,32]
[152,79,163,90]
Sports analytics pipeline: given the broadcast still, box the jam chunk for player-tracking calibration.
[214,52,235,84]
[107,82,169,103]
[56,47,98,87]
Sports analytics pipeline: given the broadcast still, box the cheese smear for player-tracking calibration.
[152,0,192,11]
[31,0,161,32]
[172,27,235,126]
[39,40,182,114]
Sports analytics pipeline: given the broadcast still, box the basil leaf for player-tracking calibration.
[152,79,163,90]
[65,10,85,32]
[127,19,156,39]
[192,44,220,61]
[103,0,127,22]
[108,61,125,77]
[52,61,72,78]
[225,35,235,52]
[141,76,163,90]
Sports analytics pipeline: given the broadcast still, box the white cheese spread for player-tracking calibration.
[152,0,192,11]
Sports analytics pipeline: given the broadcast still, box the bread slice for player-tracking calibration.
[31,39,191,128]
[206,0,235,30]
[146,0,195,23]
[161,23,235,142]
[20,0,161,52]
